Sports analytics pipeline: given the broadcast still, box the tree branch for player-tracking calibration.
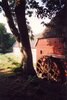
[2,0,20,42]
[0,2,2,6]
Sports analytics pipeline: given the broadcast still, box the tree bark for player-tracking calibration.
[1,0,36,76]
[15,0,36,75]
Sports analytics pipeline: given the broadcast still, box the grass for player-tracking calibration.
[0,54,67,100]
[0,53,21,71]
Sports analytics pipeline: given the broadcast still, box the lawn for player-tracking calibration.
[0,53,21,70]
[0,53,67,100]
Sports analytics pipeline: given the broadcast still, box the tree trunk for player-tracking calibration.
[1,0,36,76]
[15,0,36,75]
[2,0,20,42]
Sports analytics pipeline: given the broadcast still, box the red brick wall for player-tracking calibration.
[36,38,64,61]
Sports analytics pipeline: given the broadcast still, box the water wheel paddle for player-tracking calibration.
[36,56,60,81]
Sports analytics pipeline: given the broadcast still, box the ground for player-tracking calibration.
[0,69,67,100]
[0,53,67,100]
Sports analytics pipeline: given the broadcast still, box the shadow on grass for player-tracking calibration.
[0,68,15,77]
[0,67,66,100]
[0,65,23,78]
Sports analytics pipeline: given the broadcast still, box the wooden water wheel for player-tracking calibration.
[36,56,61,81]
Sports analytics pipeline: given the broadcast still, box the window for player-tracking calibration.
[40,50,42,54]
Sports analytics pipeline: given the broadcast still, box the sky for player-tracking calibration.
[0,12,11,33]
[28,16,50,34]
[0,0,64,35]
[0,11,50,35]
[0,0,50,35]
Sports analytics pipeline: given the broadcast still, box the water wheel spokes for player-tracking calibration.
[36,56,60,81]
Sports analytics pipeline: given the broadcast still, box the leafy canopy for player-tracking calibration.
[0,23,15,53]
[26,0,65,19]
[0,0,66,34]
[0,0,65,21]
[0,23,6,34]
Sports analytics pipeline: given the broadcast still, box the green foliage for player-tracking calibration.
[29,33,34,40]
[1,0,65,19]
[0,23,6,34]
[1,0,65,34]
[26,0,65,19]
[0,0,66,30]
[0,23,15,53]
